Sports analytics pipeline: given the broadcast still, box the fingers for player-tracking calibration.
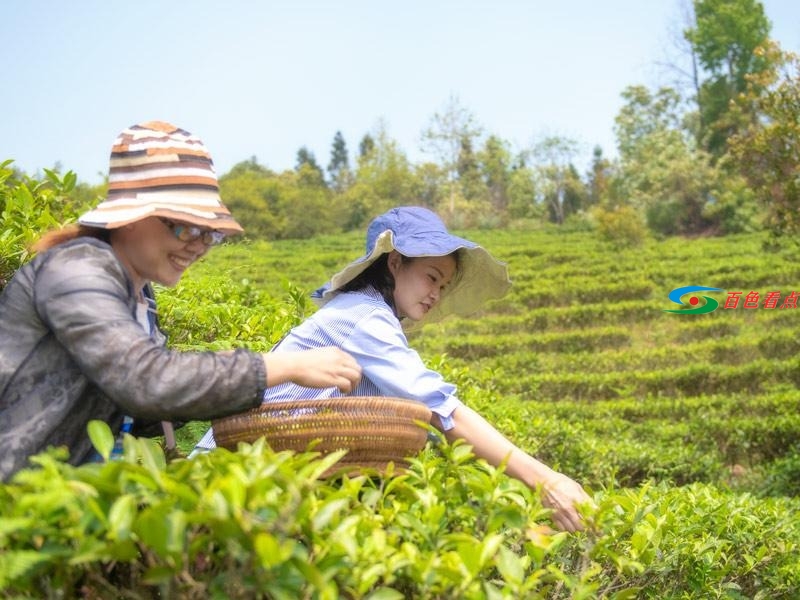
[545,495,584,532]
[332,348,361,392]
[542,476,591,533]
[311,347,361,392]
[545,496,583,532]
[335,364,362,393]
[553,507,584,532]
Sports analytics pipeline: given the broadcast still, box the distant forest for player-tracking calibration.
[6,0,800,248]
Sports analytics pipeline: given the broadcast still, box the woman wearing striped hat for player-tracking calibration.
[0,121,361,481]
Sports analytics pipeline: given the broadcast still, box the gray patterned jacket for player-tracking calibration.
[0,237,264,480]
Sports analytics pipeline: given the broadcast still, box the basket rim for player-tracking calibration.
[211,396,433,460]
[212,396,432,425]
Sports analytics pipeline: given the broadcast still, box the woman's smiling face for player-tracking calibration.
[388,251,457,321]
[110,216,212,291]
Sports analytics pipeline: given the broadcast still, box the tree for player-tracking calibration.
[220,162,287,239]
[221,158,335,240]
[684,0,772,157]
[613,85,720,235]
[327,131,351,192]
[729,46,800,245]
[280,169,335,239]
[456,135,487,205]
[530,136,584,225]
[613,83,760,236]
[479,135,513,216]
[340,126,419,230]
[358,134,375,160]
[586,146,614,207]
[226,156,274,178]
[295,146,325,187]
[656,0,703,110]
[506,164,541,220]
[420,94,483,214]
[615,86,687,161]
[411,161,448,213]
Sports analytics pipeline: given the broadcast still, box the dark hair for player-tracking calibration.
[339,251,463,317]
[340,253,403,313]
[31,224,110,253]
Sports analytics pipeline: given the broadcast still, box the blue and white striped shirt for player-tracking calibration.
[192,286,461,452]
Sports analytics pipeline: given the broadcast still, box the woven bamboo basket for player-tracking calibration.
[211,396,432,473]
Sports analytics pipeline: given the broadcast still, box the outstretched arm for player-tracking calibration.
[438,404,592,532]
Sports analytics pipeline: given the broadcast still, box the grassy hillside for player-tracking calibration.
[6,227,796,597]
[166,227,800,496]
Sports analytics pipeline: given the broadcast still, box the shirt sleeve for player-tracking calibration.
[32,242,265,421]
[342,308,462,429]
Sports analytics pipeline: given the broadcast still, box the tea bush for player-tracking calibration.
[2,429,798,598]
[0,162,78,289]
[155,274,313,352]
[2,167,799,597]
[593,205,648,248]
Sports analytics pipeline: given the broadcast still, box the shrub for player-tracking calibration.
[593,205,647,248]
[3,430,798,598]
[0,423,589,599]
[0,162,80,289]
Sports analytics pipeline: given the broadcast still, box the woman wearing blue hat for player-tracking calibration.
[196,206,592,531]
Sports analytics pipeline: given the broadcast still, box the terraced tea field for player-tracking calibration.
[5,227,798,597]
[170,228,800,493]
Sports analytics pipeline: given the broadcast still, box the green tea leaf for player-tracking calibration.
[87,420,114,461]
[0,550,50,588]
[108,494,136,541]
[365,588,405,600]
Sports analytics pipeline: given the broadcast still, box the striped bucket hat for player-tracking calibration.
[78,121,243,234]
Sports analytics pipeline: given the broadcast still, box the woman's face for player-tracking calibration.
[110,217,212,291]
[388,251,457,321]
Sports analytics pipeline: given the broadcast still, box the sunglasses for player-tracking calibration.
[158,217,225,246]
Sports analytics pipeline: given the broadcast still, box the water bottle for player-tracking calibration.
[110,415,134,460]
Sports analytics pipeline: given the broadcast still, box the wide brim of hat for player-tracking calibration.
[77,190,244,234]
[318,229,512,330]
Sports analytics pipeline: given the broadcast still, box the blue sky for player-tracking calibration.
[2,1,798,184]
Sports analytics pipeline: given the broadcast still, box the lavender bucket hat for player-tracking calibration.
[312,206,512,330]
